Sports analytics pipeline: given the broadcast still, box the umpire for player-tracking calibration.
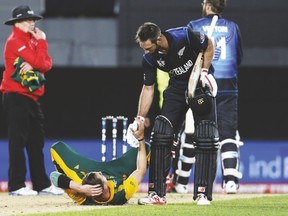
[0,5,62,195]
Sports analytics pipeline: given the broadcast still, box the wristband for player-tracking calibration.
[137,116,145,122]
[138,137,145,142]
[201,68,208,73]
[58,174,72,189]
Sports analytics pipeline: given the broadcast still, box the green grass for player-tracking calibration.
[26,195,288,216]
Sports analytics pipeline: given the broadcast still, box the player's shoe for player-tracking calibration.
[175,183,188,194]
[39,185,64,195]
[196,193,211,205]
[9,187,38,196]
[225,181,238,194]
[138,192,167,205]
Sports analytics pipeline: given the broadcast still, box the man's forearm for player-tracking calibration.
[69,181,84,193]
[136,139,147,177]
[203,38,214,68]
[137,84,155,117]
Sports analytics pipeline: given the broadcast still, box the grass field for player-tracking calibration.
[1,193,287,216]
[32,195,288,216]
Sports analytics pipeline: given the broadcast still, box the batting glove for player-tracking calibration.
[199,68,218,97]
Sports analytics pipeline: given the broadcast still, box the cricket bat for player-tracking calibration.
[187,15,218,99]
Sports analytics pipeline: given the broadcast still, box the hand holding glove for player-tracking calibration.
[199,68,218,97]
[127,121,139,147]
[126,116,145,148]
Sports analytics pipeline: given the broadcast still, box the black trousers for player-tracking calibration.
[216,93,238,140]
[2,92,50,192]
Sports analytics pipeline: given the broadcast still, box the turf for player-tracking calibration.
[25,195,288,216]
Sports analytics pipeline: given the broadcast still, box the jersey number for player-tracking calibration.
[211,37,226,60]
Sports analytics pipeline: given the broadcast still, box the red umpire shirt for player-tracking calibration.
[0,26,52,101]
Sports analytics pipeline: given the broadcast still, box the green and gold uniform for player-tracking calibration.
[50,141,150,205]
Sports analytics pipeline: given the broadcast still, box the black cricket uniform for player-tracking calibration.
[142,27,214,133]
[142,27,218,200]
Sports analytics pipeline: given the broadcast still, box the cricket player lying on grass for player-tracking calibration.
[50,117,150,205]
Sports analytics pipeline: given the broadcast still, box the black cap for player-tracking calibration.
[4,5,43,25]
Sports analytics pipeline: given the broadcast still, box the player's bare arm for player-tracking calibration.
[202,37,214,68]
[137,84,155,117]
[69,180,103,197]
[129,117,147,183]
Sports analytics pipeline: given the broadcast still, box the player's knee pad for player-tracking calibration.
[150,115,174,197]
[194,120,219,150]
[220,139,244,180]
[151,115,174,145]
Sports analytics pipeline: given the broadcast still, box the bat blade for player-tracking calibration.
[187,52,203,98]
[187,15,218,99]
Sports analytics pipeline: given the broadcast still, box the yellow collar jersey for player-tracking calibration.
[65,176,138,205]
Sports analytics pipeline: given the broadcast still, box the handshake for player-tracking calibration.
[126,116,145,148]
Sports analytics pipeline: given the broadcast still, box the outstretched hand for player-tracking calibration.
[126,116,145,148]
[132,116,145,141]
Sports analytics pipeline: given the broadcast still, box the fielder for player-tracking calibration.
[50,117,150,205]
[174,0,244,194]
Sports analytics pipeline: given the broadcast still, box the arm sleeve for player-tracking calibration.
[142,55,157,86]
[123,177,139,200]
[58,174,72,189]
[187,28,208,52]
[12,38,52,72]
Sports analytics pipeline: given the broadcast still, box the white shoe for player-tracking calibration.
[39,185,64,195]
[175,183,188,194]
[9,187,38,196]
[225,181,238,194]
[196,194,211,205]
[138,192,167,205]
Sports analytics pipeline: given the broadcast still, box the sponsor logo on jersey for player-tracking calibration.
[169,59,193,76]
[113,179,117,187]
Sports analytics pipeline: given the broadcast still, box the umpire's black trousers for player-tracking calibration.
[2,92,50,192]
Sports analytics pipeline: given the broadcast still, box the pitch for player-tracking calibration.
[0,192,286,216]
